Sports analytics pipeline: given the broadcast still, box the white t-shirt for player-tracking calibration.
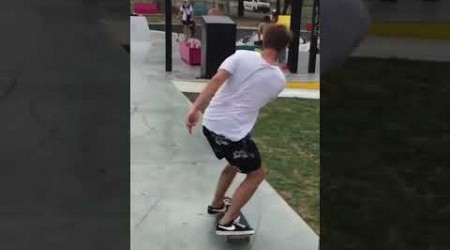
[203,50,286,141]
[180,4,194,22]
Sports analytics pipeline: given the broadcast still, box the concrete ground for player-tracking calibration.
[352,36,450,62]
[130,16,319,250]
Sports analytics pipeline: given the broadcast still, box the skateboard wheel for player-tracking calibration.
[226,235,251,243]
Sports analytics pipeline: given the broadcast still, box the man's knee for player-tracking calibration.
[248,168,266,183]
[261,168,268,178]
[258,168,267,181]
[223,164,238,174]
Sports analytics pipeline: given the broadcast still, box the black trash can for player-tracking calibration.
[200,16,236,79]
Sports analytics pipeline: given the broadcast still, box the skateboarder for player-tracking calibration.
[185,24,291,235]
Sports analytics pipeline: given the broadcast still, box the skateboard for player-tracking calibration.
[215,196,253,242]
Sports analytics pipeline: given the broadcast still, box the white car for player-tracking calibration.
[243,0,271,13]
[237,35,319,53]
[236,32,259,46]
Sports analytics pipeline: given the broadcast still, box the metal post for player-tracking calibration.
[287,0,302,73]
[276,0,281,15]
[165,0,172,72]
[308,0,319,73]
[238,0,244,17]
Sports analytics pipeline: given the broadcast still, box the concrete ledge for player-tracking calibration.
[286,81,320,90]
[172,79,320,99]
[370,22,450,40]
[172,79,320,91]
[351,36,450,62]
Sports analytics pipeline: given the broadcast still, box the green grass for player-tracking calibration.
[183,93,320,233]
[321,57,450,249]
[253,98,320,233]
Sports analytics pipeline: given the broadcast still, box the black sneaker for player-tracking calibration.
[207,203,227,214]
[208,197,232,215]
[216,216,255,236]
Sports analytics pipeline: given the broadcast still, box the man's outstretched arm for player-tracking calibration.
[186,69,230,134]
[192,69,230,111]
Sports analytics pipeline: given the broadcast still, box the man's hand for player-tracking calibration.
[185,69,231,135]
[186,107,200,134]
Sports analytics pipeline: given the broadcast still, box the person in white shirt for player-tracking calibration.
[186,24,291,236]
[179,0,195,41]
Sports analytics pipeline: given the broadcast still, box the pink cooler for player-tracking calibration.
[133,2,159,15]
[179,40,201,65]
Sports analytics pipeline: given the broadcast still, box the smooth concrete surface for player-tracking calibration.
[130,16,319,250]
[285,73,320,83]
[351,36,450,62]
[295,53,320,74]
[131,16,151,42]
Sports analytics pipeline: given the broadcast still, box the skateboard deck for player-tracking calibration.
[215,196,253,242]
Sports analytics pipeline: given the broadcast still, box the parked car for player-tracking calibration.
[236,34,320,55]
[236,32,259,46]
[244,0,271,13]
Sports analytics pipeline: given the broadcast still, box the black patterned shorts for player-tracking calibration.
[203,126,261,174]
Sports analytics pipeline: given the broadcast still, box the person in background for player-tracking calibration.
[282,0,291,15]
[179,0,195,41]
[208,3,223,16]
[270,9,279,23]
[255,15,271,46]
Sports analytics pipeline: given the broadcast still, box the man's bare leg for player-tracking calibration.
[219,168,266,224]
[211,164,238,207]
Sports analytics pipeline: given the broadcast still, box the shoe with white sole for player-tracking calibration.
[207,197,232,215]
[207,203,227,214]
[216,216,255,236]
